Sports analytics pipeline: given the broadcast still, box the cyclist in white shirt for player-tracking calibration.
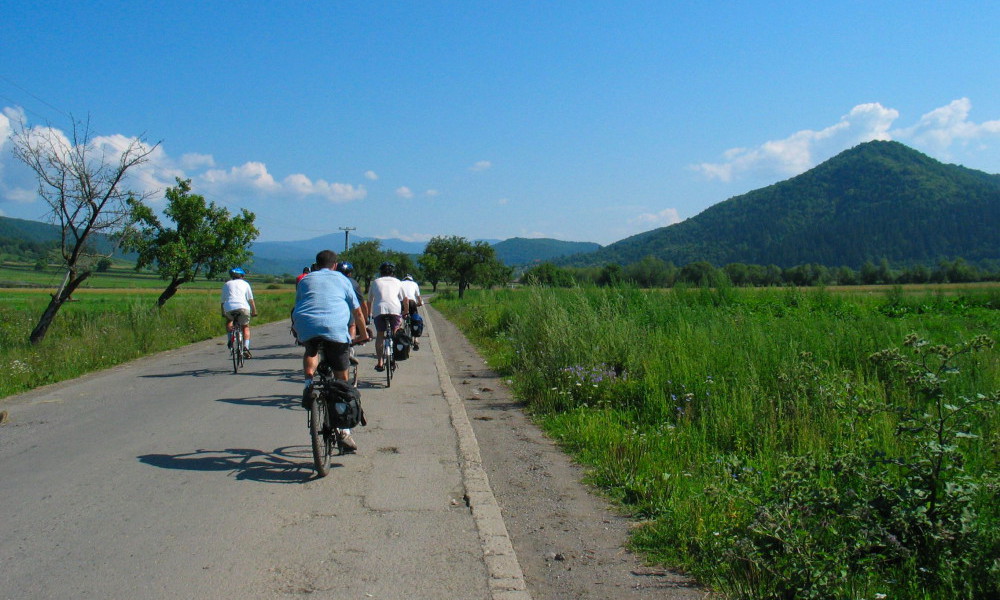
[400,274,423,350]
[221,267,258,358]
[367,262,408,372]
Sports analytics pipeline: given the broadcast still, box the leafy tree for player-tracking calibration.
[95,257,113,273]
[522,262,576,287]
[341,240,384,292]
[11,116,158,343]
[597,263,625,286]
[418,251,445,292]
[626,255,675,287]
[677,261,718,286]
[422,235,505,298]
[122,178,258,307]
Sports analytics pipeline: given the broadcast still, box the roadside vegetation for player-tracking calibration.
[0,287,294,399]
[436,284,1000,599]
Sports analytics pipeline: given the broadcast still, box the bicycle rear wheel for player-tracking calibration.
[309,395,333,477]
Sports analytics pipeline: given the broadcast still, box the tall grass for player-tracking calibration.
[437,285,1000,599]
[0,289,294,398]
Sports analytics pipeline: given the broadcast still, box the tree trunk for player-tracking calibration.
[458,279,468,298]
[156,278,186,308]
[29,270,90,344]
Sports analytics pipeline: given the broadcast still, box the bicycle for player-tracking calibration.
[381,322,396,388]
[229,324,244,374]
[307,346,365,477]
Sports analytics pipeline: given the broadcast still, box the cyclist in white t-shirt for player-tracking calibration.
[367,262,408,372]
[221,267,258,358]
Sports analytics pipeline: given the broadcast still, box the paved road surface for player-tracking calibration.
[0,307,702,600]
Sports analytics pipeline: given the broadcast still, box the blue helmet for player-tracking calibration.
[337,262,354,275]
[230,267,246,276]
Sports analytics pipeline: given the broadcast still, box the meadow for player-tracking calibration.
[435,284,1000,600]
[0,285,295,399]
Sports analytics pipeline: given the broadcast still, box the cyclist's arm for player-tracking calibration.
[249,298,258,317]
[352,307,369,342]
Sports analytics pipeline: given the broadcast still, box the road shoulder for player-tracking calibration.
[427,305,703,600]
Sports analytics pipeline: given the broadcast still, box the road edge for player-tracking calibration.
[425,307,533,600]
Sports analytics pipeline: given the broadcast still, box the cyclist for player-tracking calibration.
[400,274,423,350]
[336,261,370,341]
[367,261,407,372]
[221,267,257,358]
[292,250,369,451]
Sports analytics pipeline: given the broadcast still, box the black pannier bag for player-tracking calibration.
[393,329,412,360]
[409,312,424,338]
[325,379,365,428]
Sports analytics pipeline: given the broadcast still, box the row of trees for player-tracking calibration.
[523,256,1000,289]
[340,235,511,298]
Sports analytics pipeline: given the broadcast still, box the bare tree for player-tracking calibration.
[11,117,159,343]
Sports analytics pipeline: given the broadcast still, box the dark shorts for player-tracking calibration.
[303,338,351,372]
[406,299,419,316]
[374,314,401,334]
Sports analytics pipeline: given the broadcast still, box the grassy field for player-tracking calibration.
[0,286,295,399]
[436,283,1000,599]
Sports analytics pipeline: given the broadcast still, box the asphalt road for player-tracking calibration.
[0,313,526,600]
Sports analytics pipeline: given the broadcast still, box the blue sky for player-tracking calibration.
[2,1,998,246]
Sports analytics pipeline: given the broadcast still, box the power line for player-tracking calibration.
[0,74,72,123]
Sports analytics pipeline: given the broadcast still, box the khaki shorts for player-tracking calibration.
[225,308,251,326]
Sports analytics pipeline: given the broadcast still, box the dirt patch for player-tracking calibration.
[429,305,705,600]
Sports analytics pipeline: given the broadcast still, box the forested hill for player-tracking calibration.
[492,237,601,266]
[565,141,1000,269]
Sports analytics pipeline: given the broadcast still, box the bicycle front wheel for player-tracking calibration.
[384,339,393,388]
[309,396,332,477]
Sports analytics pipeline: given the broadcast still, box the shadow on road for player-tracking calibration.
[140,367,299,380]
[138,446,338,483]
[217,394,302,410]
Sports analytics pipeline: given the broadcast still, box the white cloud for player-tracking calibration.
[381,229,433,243]
[201,161,280,191]
[396,186,413,199]
[693,102,898,182]
[425,189,440,197]
[498,197,509,205]
[364,170,378,181]
[632,208,682,228]
[470,160,492,172]
[894,98,1000,154]
[0,107,370,214]
[282,173,367,202]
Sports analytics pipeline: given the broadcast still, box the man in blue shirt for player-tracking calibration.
[292,249,369,449]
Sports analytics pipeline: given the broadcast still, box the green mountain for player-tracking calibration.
[493,237,602,266]
[568,141,1000,269]
[0,215,127,260]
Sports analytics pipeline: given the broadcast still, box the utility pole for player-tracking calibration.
[339,227,356,253]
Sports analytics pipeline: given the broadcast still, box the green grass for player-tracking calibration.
[436,285,1000,599]
[0,288,295,399]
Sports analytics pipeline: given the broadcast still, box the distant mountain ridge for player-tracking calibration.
[492,237,601,266]
[566,141,1000,269]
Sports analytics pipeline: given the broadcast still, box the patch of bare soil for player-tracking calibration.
[429,306,706,600]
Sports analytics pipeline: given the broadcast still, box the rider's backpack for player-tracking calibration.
[409,313,424,338]
[393,329,412,361]
[325,380,365,428]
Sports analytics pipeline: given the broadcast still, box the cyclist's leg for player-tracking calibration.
[373,315,388,369]
[302,339,323,381]
[320,340,358,452]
